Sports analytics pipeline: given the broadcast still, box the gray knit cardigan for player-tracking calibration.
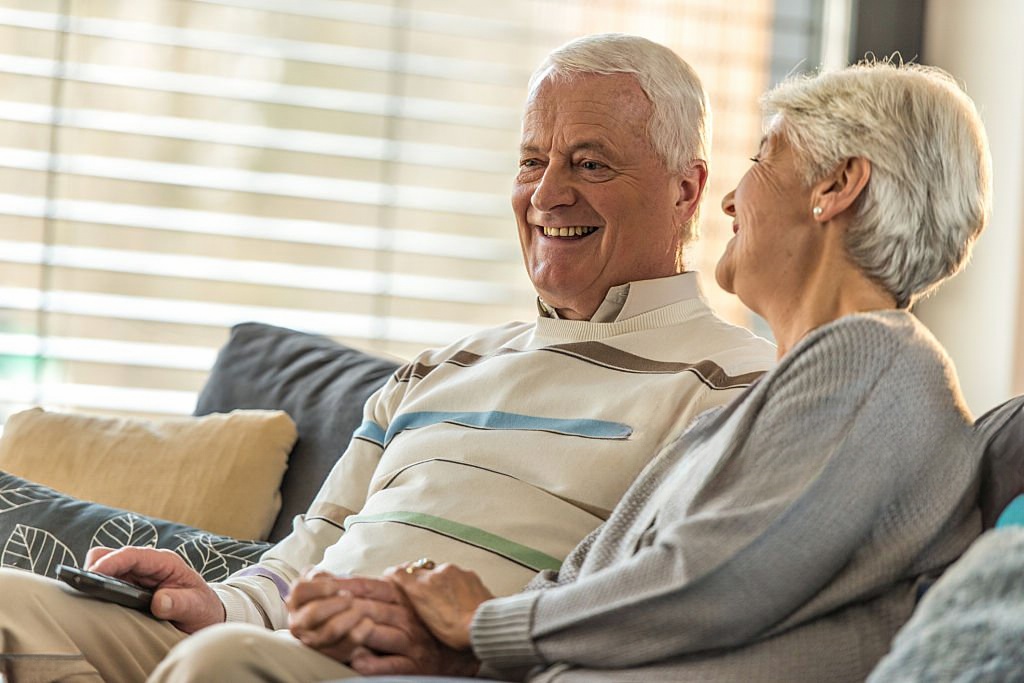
[470,311,983,682]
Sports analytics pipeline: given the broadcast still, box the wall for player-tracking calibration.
[916,0,1024,415]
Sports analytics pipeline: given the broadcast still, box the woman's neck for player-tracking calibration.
[763,255,897,359]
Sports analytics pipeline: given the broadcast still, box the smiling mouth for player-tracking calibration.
[539,226,600,239]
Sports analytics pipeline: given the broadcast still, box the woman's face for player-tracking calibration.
[715,129,824,316]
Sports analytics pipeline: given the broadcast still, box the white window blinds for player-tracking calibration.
[0,0,791,421]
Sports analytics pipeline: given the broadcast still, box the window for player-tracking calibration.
[0,0,830,421]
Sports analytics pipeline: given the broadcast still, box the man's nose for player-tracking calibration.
[531,164,575,212]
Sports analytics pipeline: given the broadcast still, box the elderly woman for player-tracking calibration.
[290,60,992,682]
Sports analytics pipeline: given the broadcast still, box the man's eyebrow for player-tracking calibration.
[571,141,616,157]
[518,140,618,158]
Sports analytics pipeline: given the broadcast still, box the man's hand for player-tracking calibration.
[287,572,479,676]
[387,562,494,651]
[86,546,225,633]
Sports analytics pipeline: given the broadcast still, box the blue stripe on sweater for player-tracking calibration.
[353,420,386,447]
[383,410,631,446]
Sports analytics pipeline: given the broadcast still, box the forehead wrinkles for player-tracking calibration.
[521,77,653,152]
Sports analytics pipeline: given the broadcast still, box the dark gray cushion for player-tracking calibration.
[194,323,399,542]
[0,471,271,581]
[975,395,1024,529]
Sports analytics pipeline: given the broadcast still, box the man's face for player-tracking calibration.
[513,73,703,320]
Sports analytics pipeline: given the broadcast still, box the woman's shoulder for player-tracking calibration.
[794,310,946,364]
[770,310,961,402]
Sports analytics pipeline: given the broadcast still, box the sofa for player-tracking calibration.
[0,322,399,581]
[1,321,1023,680]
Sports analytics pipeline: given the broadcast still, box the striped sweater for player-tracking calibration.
[213,274,776,628]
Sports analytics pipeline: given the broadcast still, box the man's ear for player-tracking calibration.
[675,159,709,223]
[812,157,871,222]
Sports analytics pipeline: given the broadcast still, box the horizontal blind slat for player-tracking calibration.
[191,0,545,41]
[0,7,530,84]
[0,239,514,303]
[0,194,516,259]
[0,379,197,414]
[0,332,216,370]
[0,287,486,344]
[0,101,516,172]
[0,147,509,216]
[0,54,521,127]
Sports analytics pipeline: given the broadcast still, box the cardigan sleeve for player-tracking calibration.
[472,315,966,672]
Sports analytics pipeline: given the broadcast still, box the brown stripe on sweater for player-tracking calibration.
[394,350,484,382]
[544,341,766,389]
[307,501,358,528]
[395,348,520,382]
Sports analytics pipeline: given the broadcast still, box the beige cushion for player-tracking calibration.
[0,408,296,541]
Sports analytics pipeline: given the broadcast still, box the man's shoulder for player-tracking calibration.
[410,320,536,365]
[671,308,777,371]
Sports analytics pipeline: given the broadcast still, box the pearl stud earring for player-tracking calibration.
[812,207,823,217]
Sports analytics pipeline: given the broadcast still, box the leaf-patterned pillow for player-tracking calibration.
[0,471,272,581]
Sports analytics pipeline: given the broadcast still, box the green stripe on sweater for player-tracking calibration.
[343,511,563,572]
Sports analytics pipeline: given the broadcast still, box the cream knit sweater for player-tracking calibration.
[214,274,776,628]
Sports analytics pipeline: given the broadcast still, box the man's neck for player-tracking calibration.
[538,272,697,323]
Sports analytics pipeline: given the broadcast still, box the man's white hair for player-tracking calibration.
[765,60,993,308]
[528,33,711,242]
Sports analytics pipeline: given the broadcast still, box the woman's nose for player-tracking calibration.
[721,189,736,217]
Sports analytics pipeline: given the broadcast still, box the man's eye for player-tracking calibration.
[749,155,761,163]
[580,160,604,171]
[520,159,539,168]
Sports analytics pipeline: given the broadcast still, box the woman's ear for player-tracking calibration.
[812,157,871,222]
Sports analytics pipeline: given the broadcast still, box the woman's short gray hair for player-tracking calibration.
[765,60,992,308]
[528,34,711,241]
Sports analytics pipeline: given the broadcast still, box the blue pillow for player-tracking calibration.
[996,494,1024,528]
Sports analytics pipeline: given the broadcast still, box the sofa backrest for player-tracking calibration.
[975,394,1024,529]
[194,322,400,542]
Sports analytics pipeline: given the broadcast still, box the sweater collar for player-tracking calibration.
[536,272,703,323]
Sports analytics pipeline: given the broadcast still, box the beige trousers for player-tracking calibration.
[0,569,358,683]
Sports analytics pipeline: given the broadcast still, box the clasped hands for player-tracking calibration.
[286,560,494,677]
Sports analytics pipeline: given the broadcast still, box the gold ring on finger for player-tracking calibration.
[405,557,436,573]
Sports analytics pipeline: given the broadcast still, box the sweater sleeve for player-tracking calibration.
[213,376,402,628]
[473,316,963,671]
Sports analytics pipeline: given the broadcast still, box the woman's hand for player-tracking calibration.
[86,546,225,633]
[386,561,495,650]
[288,572,413,663]
[288,571,479,676]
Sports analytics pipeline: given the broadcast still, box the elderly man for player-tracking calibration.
[0,34,773,683]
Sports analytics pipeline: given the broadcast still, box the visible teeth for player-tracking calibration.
[542,226,598,237]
